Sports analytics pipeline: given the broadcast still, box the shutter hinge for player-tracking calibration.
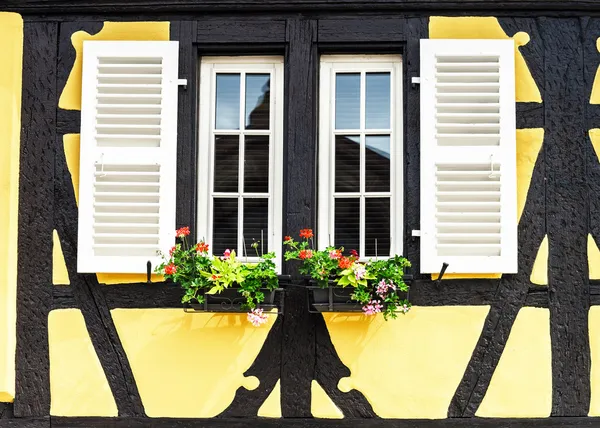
[411,230,421,237]
[411,76,421,88]
[177,78,188,89]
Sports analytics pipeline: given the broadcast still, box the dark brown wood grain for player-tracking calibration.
[8,0,600,14]
[197,20,286,44]
[280,18,318,418]
[14,21,58,418]
[173,21,199,239]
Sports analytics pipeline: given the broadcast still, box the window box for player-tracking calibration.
[184,284,286,315]
[306,278,409,314]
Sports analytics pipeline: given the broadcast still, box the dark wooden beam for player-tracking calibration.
[48,416,600,427]
[14,21,58,418]
[8,0,600,14]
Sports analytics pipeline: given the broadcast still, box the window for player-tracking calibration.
[197,57,284,269]
[318,55,403,259]
[419,39,517,274]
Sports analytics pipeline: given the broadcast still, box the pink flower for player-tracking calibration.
[223,249,231,257]
[247,308,268,326]
[376,279,396,298]
[362,299,383,316]
[401,304,411,314]
[329,250,341,259]
[354,264,366,280]
[350,249,359,258]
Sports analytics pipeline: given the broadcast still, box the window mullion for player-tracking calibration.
[359,71,366,257]
[238,73,246,257]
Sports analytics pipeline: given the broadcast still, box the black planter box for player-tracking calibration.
[184,287,284,314]
[306,278,409,313]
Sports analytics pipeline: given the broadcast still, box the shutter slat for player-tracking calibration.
[420,39,517,274]
[78,41,179,273]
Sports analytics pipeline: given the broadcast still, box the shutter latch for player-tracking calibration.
[411,230,421,237]
[411,76,421,88]
[177,78,188,89]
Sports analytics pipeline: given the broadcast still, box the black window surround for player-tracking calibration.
[173,18,420,276]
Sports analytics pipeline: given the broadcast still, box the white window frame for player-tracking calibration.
[197,56,284,271]
[318,54,403,259]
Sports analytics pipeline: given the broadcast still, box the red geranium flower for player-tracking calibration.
[196,242,209,254]
[338,256,354,269]
[299,249,313,260]
[284,236,292,242]
[176,226,190,238]
[169,246,177,257]
[164,263,177,275]
[210,274,221,281]
[299,228,313,239]
[350,249,359,258]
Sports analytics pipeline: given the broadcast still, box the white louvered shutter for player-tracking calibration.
[77,41,179,273]
[420,39,517,274]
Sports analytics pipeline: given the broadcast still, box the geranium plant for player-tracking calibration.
[156,227,279,326]
[283,229,411,319]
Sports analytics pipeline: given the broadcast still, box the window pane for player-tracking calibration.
[213,198,238,255]
[366,72,391,129]
[213,135,239,192]
[244,135,269,193]
[335,198,360,254]
[243,198,269,256]
[365,198,391,257]
[245,74,270,130]
[365,135,390,192]
[215,74,240,130]
[335,135,360,193]
[335,73,360,130]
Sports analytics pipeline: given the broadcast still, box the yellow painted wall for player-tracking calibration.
[311,380,343,419]
[59,22,168,284]
[111,309,277,417]
[48,309,117,416]
[323,307,489,418]
[257,379,281,418]
[53,230,70,285]
[476,308,551,418]
[589,306,600,416]
[0,12,23,403]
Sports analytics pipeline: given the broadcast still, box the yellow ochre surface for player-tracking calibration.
[111,309,277,417]
[0,12,23,403]
[48,309,118,416]
[311,380,343,419]
[59,22,169,284]
[530,235,548,286]
[476,308,551,418]
[53,230,70,285]
[257,379,281,418]
[323,307,489,418]
[588,306,600,415]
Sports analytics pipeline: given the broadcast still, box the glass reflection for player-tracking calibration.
[365,135,390,192]
[215,74,240,130]
[245,74,270,130]
[335,73,360,130]
[366,73,391,129]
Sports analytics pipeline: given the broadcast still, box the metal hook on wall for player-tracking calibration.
[97,153,106,177]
